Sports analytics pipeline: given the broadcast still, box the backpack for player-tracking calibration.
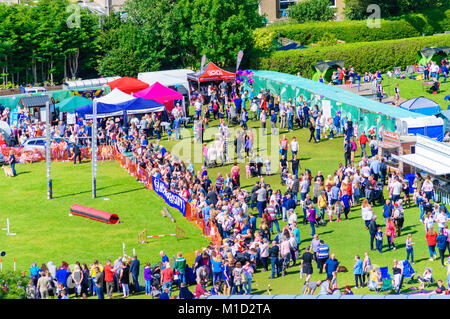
[241,271,247,283]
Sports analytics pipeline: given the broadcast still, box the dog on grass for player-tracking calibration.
[2,165,14,177]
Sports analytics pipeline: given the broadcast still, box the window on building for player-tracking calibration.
[279,0,297,12]
[329,0,336,7]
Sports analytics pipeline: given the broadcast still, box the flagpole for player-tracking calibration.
[45,101,52,200]
[92,98,97,199]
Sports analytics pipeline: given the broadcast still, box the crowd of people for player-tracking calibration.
[1,72,449,298]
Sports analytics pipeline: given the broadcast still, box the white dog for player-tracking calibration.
[2,166,14,177]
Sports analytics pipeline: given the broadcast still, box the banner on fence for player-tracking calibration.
[152,177,186,217]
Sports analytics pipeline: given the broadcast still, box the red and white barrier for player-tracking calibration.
[147,233,177,238]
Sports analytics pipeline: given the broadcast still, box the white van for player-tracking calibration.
[23,87,47,94]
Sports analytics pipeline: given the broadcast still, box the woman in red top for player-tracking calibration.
[425,227,438,261]
[385,218,396,250]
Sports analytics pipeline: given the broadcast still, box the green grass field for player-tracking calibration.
[0,160,210,277]
[382,76,450,109]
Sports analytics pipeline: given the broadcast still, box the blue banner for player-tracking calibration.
[152,177,186,216]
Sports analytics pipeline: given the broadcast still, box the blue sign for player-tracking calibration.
[152,177,186,216]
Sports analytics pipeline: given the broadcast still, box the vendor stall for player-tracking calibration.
[187,62,236,95]
[18,95,55,122]
[378,130,417,174]
[393,135,450,204]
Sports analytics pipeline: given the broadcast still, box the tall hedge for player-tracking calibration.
[261,20,421,46]
[254,6,450,47]
[251,34,450,78]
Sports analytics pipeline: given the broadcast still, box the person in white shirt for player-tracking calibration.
[435,209,448,232]
[288,209,297,226]
[194,99,203,119]
[430,62,440,79]
[259,238,269,271]
[423,212,435,231]
[361,164,371,178]
[361,199,373,229]
[290,137,299,158]
[391,177,403,203]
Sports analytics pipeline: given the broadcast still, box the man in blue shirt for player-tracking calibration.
[30,262,41,286]
[369,157,381,181]
[331,184,340,205]
[202,204,212,222]
[270,110,277,134]
[302,104,310,128]
[160,251,170,265]
[173,115,181,140]
[341,193,351,219]
[234,96,242,115]
[324,253,340,279]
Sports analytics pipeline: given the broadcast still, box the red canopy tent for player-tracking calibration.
[133,81,184,112]
[106,77,150,95]
[187,62,236,82]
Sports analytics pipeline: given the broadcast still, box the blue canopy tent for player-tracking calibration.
[399,96,441,116]
[75,102,123,118]
[75,97,164,119]
[123,97,165,115]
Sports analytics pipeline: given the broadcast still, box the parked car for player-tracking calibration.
[0,152,6,165]
[22,137,83,151]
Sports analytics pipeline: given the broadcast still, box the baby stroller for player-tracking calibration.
[150,266,162,298]
[281,168,288,185]
[249,161,258,177]
[227,106,239,125]
[371,181,385,206]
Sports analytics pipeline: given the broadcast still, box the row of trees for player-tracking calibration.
[0,0,263,85]
[0,0,100,87]
[97,0,263,78]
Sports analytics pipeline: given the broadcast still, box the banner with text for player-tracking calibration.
[152,177,186,216]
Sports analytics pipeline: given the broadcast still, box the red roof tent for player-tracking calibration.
[133,82,184,112]
[106,77,150,95]
[187,62,236,82]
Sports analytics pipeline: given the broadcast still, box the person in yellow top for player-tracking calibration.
[317,192,328,225]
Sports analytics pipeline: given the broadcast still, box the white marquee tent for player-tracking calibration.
[137,69,194,99]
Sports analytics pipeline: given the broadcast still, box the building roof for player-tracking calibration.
[19,95,52,107]
[393,135,450,175]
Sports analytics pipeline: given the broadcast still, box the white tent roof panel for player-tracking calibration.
[393,153,450,175]
[96,88,135,105]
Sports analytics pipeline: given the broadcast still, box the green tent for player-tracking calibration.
[311,60,345,82]
[249,70,423,134]
[55,95,93,113]
[418,46,450,66]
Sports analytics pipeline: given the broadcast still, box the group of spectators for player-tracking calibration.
[27,255,141,299]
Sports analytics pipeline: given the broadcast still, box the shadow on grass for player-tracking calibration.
[16,171,31,176]
[102,186,146,198]
[53,184,122,199]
